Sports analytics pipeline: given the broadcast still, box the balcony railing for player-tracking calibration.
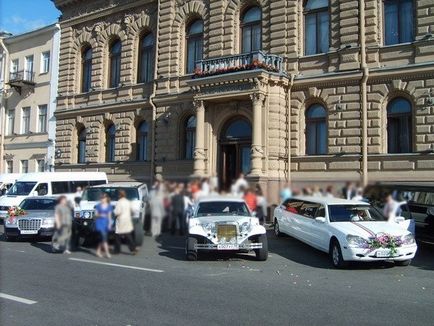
[194,50,285,78]
[9,70,35,84]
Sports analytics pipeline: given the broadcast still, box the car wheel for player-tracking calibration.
[274,219,282,237]
[255,234,268,261]
[395,259,412,267]
[330,239,347,269]
[186,236,198,261]
[134,220,144,247]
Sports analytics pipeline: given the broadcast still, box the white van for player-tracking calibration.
[0,174,22,196]
[0,172,108,220]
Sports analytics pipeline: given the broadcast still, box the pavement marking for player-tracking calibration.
[0,293,37,305]
[69,258,164,273]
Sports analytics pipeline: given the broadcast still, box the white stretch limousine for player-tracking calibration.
[273,197,417,268]
[0,172,108,220]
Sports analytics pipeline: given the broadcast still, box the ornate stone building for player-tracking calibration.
[53,0,434,201]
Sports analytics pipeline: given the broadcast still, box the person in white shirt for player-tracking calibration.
[383,194,400,222]
[233,173,249,197]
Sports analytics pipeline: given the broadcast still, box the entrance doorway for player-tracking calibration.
[219,118,252,190]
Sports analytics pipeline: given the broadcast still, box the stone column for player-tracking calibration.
[193,100,206,176]
[250,93,264,176]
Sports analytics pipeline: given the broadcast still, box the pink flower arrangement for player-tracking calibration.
[365,233,403,256]
[6,206,26,224]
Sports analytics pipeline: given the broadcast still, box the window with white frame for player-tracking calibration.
[6,160,13,174]
[38,105,48,132]
[25,55,34,81]
[21,107,31,134]
[36,159,45,172]
[41,51,50,73]
[6,110,15,135]
[21,160,29,173]
[10,59,19,79]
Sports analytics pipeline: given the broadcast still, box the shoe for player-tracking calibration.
[64,250,71,255]
[106,253,112,259]
[96,252,103,258]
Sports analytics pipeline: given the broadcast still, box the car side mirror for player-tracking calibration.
[315,216,326,223]
[74,197,82,205]
[32,191,39,196]
[252,211,257,217]
[395,216,405,223]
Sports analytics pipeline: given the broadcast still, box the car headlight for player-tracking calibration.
[239,222,252,234]
[41,218,55,228]
[402,234,415,245]
[202,223,216,234]
[82,211,91,219]
[5,217,17,226]
[346,235,368,248]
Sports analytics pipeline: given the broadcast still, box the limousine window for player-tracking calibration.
[7,182,37,196]
[328,205,385,222]
[82,187,139,201]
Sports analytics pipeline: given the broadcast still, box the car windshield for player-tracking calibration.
[328,205,386,222]
[82,187,139,201]
[7,182,37,196]
[20,198,57,210]
[195,201,250,217]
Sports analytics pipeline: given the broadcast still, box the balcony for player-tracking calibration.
[8,70,35,94]
[193,50,286,79]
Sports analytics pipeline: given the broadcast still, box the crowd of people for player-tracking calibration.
[49,175,401,256]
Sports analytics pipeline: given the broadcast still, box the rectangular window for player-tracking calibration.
[6,110,14,135]
[10,59,19,79]
[36,159,45,172]
[51,181,70,194]
[25,55,34,81]
[6,160,13,174]
[21,107,31,134]
[41,51,50,73]
[21,160,29,173]
[384,0,414,45]
[38,105,48,133]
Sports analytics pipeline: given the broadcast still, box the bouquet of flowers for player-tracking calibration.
[365,233,403,256]
[6,206,26,224]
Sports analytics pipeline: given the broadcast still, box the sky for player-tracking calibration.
[0,0,61,35]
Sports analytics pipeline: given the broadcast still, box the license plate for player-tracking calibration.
[376,249,391,258]
[20,230,38,235]
[217,244,239,250]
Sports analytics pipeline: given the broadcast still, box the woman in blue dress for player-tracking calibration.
[95,193,113,258]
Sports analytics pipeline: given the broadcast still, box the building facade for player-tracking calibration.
[54,0,434,201]
[0,24,61,173]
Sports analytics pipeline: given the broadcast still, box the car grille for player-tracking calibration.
[18,219,42,231]
[217,224,237,242]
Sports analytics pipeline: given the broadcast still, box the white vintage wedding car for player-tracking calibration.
[186,196,268,261]
[273,196,417,268]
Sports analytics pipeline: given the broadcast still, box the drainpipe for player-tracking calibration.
[359,0,369,186]
[287,73,295,183]
[0,38,9,173]
[149,0,161,185]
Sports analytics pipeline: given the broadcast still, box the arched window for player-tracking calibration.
[222,119,252,141]
[106,124,116,162]
[384,0,414,45]
[137,121,149,161]
[186,20,204,73]
[306,104,327,155]
[138,33,154,83]
[81,46,92,93]
[109,39,122,88]
[387,97,412,153]
[78,128,86,163]
[304,0,329,55]
[241,6,262,53]
[184,116,196,159]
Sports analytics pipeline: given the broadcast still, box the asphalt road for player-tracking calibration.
[1,226,433,326]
